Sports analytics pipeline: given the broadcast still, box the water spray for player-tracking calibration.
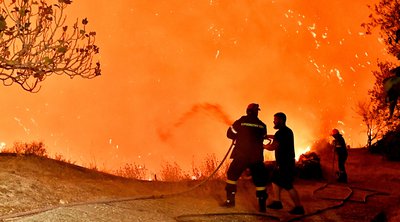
[157,103,233,142]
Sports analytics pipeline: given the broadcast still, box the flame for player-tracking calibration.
[0,142,6,152]
[296,146,311,161]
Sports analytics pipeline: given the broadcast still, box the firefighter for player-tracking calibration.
[331,129,348,183]
[224,103,268,213]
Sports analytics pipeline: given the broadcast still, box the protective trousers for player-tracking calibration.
[225,159,268,212]
[336,149,348,183]
[256,189,268,212]
[225,182,237,207]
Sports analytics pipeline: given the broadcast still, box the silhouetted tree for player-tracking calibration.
[0,0,100,92]
[355,100,386,148]
[361,0,400,154]
[362,0,400,59]
[358,61,400,148]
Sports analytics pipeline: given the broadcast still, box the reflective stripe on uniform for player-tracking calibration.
[226,179,237,185]
[256,186,266,191]
[230,126,237,134]
[241,123,265,129]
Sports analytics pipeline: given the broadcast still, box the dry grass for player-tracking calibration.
[0,140,229,182]
[159,161,190,181]
[191,153,229,180]
[53,153,76,165]
[0,147,399,221]
[158,153,229,181]
[114,163,148,180]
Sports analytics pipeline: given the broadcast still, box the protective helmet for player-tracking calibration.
[331,128,340,136]
[247,103,260,112]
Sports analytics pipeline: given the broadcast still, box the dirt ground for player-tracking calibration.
[0,149,399,222]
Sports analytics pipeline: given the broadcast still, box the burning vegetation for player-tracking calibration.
[296,151,323,180]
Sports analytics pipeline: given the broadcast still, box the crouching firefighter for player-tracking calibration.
[224,103,269,213]
[331,129,348,183]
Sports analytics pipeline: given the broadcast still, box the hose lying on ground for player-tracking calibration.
[287,183,390,222]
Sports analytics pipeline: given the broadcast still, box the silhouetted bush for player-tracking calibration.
[1,141,48,157]
[296,151,323,180]
[303,138,337,181]
[371,127,400,161]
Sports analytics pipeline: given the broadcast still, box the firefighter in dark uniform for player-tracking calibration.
[224,103,268,213]
[331,129,348,183]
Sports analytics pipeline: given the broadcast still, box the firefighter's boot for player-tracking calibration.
[256,190,268,213]
[224,183,236,207]
[337,171,347,183]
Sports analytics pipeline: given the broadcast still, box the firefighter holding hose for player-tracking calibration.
[331,129,348,183]
[224,103,269,213]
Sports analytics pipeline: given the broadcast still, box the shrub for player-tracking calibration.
[2,141,48,157]
[371,128,400,161]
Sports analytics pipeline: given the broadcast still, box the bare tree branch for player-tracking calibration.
[363,0,400,59]
[0,0,100,92]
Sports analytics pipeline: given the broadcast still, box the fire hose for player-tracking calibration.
[0,140,391,222]
[285,184,390,222]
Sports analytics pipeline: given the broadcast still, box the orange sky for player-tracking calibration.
[0,0,390,176]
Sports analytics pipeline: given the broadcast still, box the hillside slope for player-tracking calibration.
[0,149,399,221]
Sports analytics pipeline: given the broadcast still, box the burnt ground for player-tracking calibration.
[0,148,399,222]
